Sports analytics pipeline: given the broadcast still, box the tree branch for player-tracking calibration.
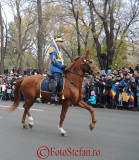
[61,47,73,62]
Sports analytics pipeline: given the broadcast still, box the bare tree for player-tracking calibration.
[87,0,104,69]
[70,0,81,56]
[15,0,24,74]
[89,0,139,70]
[3,0,37,72]
[37,0,44,74]
[0,3,4,74]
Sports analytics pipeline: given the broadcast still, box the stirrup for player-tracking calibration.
[51,94,59,102]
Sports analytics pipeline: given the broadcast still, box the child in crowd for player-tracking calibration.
[88,91,96,107]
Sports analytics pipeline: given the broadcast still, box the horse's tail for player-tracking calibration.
[8,79,23,113]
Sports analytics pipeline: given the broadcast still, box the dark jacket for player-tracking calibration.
[103,79,113,96]
[128,81,137,94]
[84,83,91,102]
[98,79,106,92]
[91,81,98,94]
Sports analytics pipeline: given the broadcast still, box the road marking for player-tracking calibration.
[0,105,43,112]
[0,117,2,119]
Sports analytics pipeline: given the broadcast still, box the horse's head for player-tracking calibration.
[81,50,100,77]
[65,50,100,77]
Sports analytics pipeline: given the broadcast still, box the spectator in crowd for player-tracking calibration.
[83,79,91,103]
[7,83,12,101]
[1,82,7,100]
[102,73,113,108]
[119,72,124,80]
[135,69,139,110]
[98,74,106,105]
[90,81,98,95]
[88,91,96,106]
[121,88,130,109]
[114,75,122,105]
[111,73,116,82]
[135,64,139,71]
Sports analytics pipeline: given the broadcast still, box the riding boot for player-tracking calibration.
[51,81,59,102]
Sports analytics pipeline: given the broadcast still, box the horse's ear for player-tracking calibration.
[85,50,92,58]
[74,56,80,61]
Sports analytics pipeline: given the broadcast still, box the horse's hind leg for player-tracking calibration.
[27,108,34,128]
[22,99,35,129]
[22,103,28,128]
[22,110,28,128]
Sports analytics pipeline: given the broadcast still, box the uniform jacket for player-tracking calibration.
[49,46,64,74]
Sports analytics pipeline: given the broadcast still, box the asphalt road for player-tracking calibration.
[0,101,139,160]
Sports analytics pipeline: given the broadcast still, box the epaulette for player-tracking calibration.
[49,47,54,54]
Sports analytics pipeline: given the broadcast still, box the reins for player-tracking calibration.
[63,56,97,100]
[65,70,84,77]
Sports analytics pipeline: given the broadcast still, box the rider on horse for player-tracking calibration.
[49,36,66,102]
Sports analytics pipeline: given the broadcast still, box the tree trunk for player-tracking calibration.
[16,0,23,74]
[88,1,103,70]
[37,0,44,74]
[105,1,115,70]
[0,3,4,74]
[71,0,81,56]
[76,12,81,56]
[90,0,116,71]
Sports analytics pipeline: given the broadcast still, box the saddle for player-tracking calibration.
[40,73,64,93]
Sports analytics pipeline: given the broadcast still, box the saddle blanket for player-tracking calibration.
[40,78,64,93]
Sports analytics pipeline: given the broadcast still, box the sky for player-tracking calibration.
[1,1,14,24]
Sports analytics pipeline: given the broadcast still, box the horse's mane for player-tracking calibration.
[65,56,81,71]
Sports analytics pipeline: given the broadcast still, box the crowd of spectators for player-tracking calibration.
[0,68,42,101]
[83,64,139,111]
[0,65,139,111]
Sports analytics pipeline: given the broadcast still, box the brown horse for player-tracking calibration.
[8,50,100,136]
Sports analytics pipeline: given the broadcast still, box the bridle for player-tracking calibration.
[82,56,98,77]
[65,56,98,78]
[64,56,99,100]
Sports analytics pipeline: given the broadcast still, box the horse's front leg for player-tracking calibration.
[77,100,97,131]
[58,101,70,136]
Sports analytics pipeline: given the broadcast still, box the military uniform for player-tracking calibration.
[49,37,66,102]
[49,46,64,74]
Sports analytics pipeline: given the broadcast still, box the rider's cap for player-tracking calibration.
[55,36,64,42]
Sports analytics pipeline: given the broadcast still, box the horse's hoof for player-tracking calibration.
[61,133,68,137]
[23,125,28,129]
[28,124,33,128]
[89,124,94,131]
